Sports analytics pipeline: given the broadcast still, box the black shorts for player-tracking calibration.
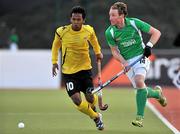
[62,70,94,97]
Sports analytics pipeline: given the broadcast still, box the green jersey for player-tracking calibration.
[105,18,151,60]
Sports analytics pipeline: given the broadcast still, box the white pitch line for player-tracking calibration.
[147,101,180,134]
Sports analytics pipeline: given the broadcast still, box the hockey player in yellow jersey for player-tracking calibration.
[51,6,104,130]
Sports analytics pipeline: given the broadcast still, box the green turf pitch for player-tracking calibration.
[0,89,173,134]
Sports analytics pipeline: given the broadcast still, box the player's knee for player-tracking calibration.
[71,95,82,106]
[85,93,93,102]
[85,87,95,103]
[72,98,82,106]
[136,81,144,88]
[86,96,93,103]
[134,77,145,88]
[86,94,96,104]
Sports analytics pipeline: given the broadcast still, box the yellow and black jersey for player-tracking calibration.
[51,24,101,74]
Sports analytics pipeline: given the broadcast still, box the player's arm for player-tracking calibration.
[110,46,129,72]
[134,18,161,57]
[143,26,161,58]
[147,26,161,46]
[89,27,103,61]
[134,18,161,45]
[105,28,128,66]
[51,30,61,77]
[110,46,127,65]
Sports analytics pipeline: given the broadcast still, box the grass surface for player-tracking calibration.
[0,89,173,134]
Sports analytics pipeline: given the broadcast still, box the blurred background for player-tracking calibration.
[0,0,180,49]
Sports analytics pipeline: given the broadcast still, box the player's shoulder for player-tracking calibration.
[126,17,146,27]
[125,17,140,22]
[105,25,114,35]
[105,25,113,31]
[56,25,71,36]
[83,25,95,33]
[127,17,145,24]
[127,17,139,20]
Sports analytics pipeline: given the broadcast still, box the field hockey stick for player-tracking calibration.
[92,56,143,94]
[97,60,108,111]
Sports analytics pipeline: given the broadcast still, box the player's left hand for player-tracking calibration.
[143,46,152,58]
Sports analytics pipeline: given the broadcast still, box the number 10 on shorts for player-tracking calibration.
[66,82,74,91]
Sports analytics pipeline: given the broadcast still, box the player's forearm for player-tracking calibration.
[51,43,60,64]
[110,47,126,65]
[93,45,101,55]
[148,27,161,46]
[113,52,126,65]
[90,38,101,55]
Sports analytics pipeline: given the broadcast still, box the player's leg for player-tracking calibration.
[131,75,167,127]
[82,70,104,130]
[146,86,160,99]
[128,56,167,127]
[141,85,167,106]
[126,68,146,127]
[81,70,98,111]
[63,73,99,120]
[147,85,167,107]
[71,93,104,130]
[85,92,98,112]
[136,57,167,106]
[70,92,99,119]
[85,93,104,130]
[127,56,149,127]
[85,90,104,130]
[132,76,167,106]
[132,73,147,127]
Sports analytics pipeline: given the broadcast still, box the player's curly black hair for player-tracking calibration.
[70,6,86,20]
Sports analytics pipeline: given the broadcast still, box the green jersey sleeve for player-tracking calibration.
[105,27,116,46]
[133,18,151,33]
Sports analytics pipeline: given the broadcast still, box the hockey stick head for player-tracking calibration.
[99,103,108,111]
[97,90,108,111]
[97,60,109,111]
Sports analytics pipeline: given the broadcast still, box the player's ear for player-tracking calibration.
[70,17,72,23]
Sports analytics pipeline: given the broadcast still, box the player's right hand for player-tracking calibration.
[123,62,130,73]
[96,53,103,62]
[52,63,59,77]
[124,66,130,74]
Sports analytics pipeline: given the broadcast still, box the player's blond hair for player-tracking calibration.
[111,2,128,16]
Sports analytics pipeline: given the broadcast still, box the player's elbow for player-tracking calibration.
[150,27,161,39]
[156,29,161,38]
[153,28,161,39]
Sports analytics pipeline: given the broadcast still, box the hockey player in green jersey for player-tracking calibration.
[105,2,167,127]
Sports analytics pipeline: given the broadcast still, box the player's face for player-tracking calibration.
[109,8,123,25]
[71,13,84,31]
